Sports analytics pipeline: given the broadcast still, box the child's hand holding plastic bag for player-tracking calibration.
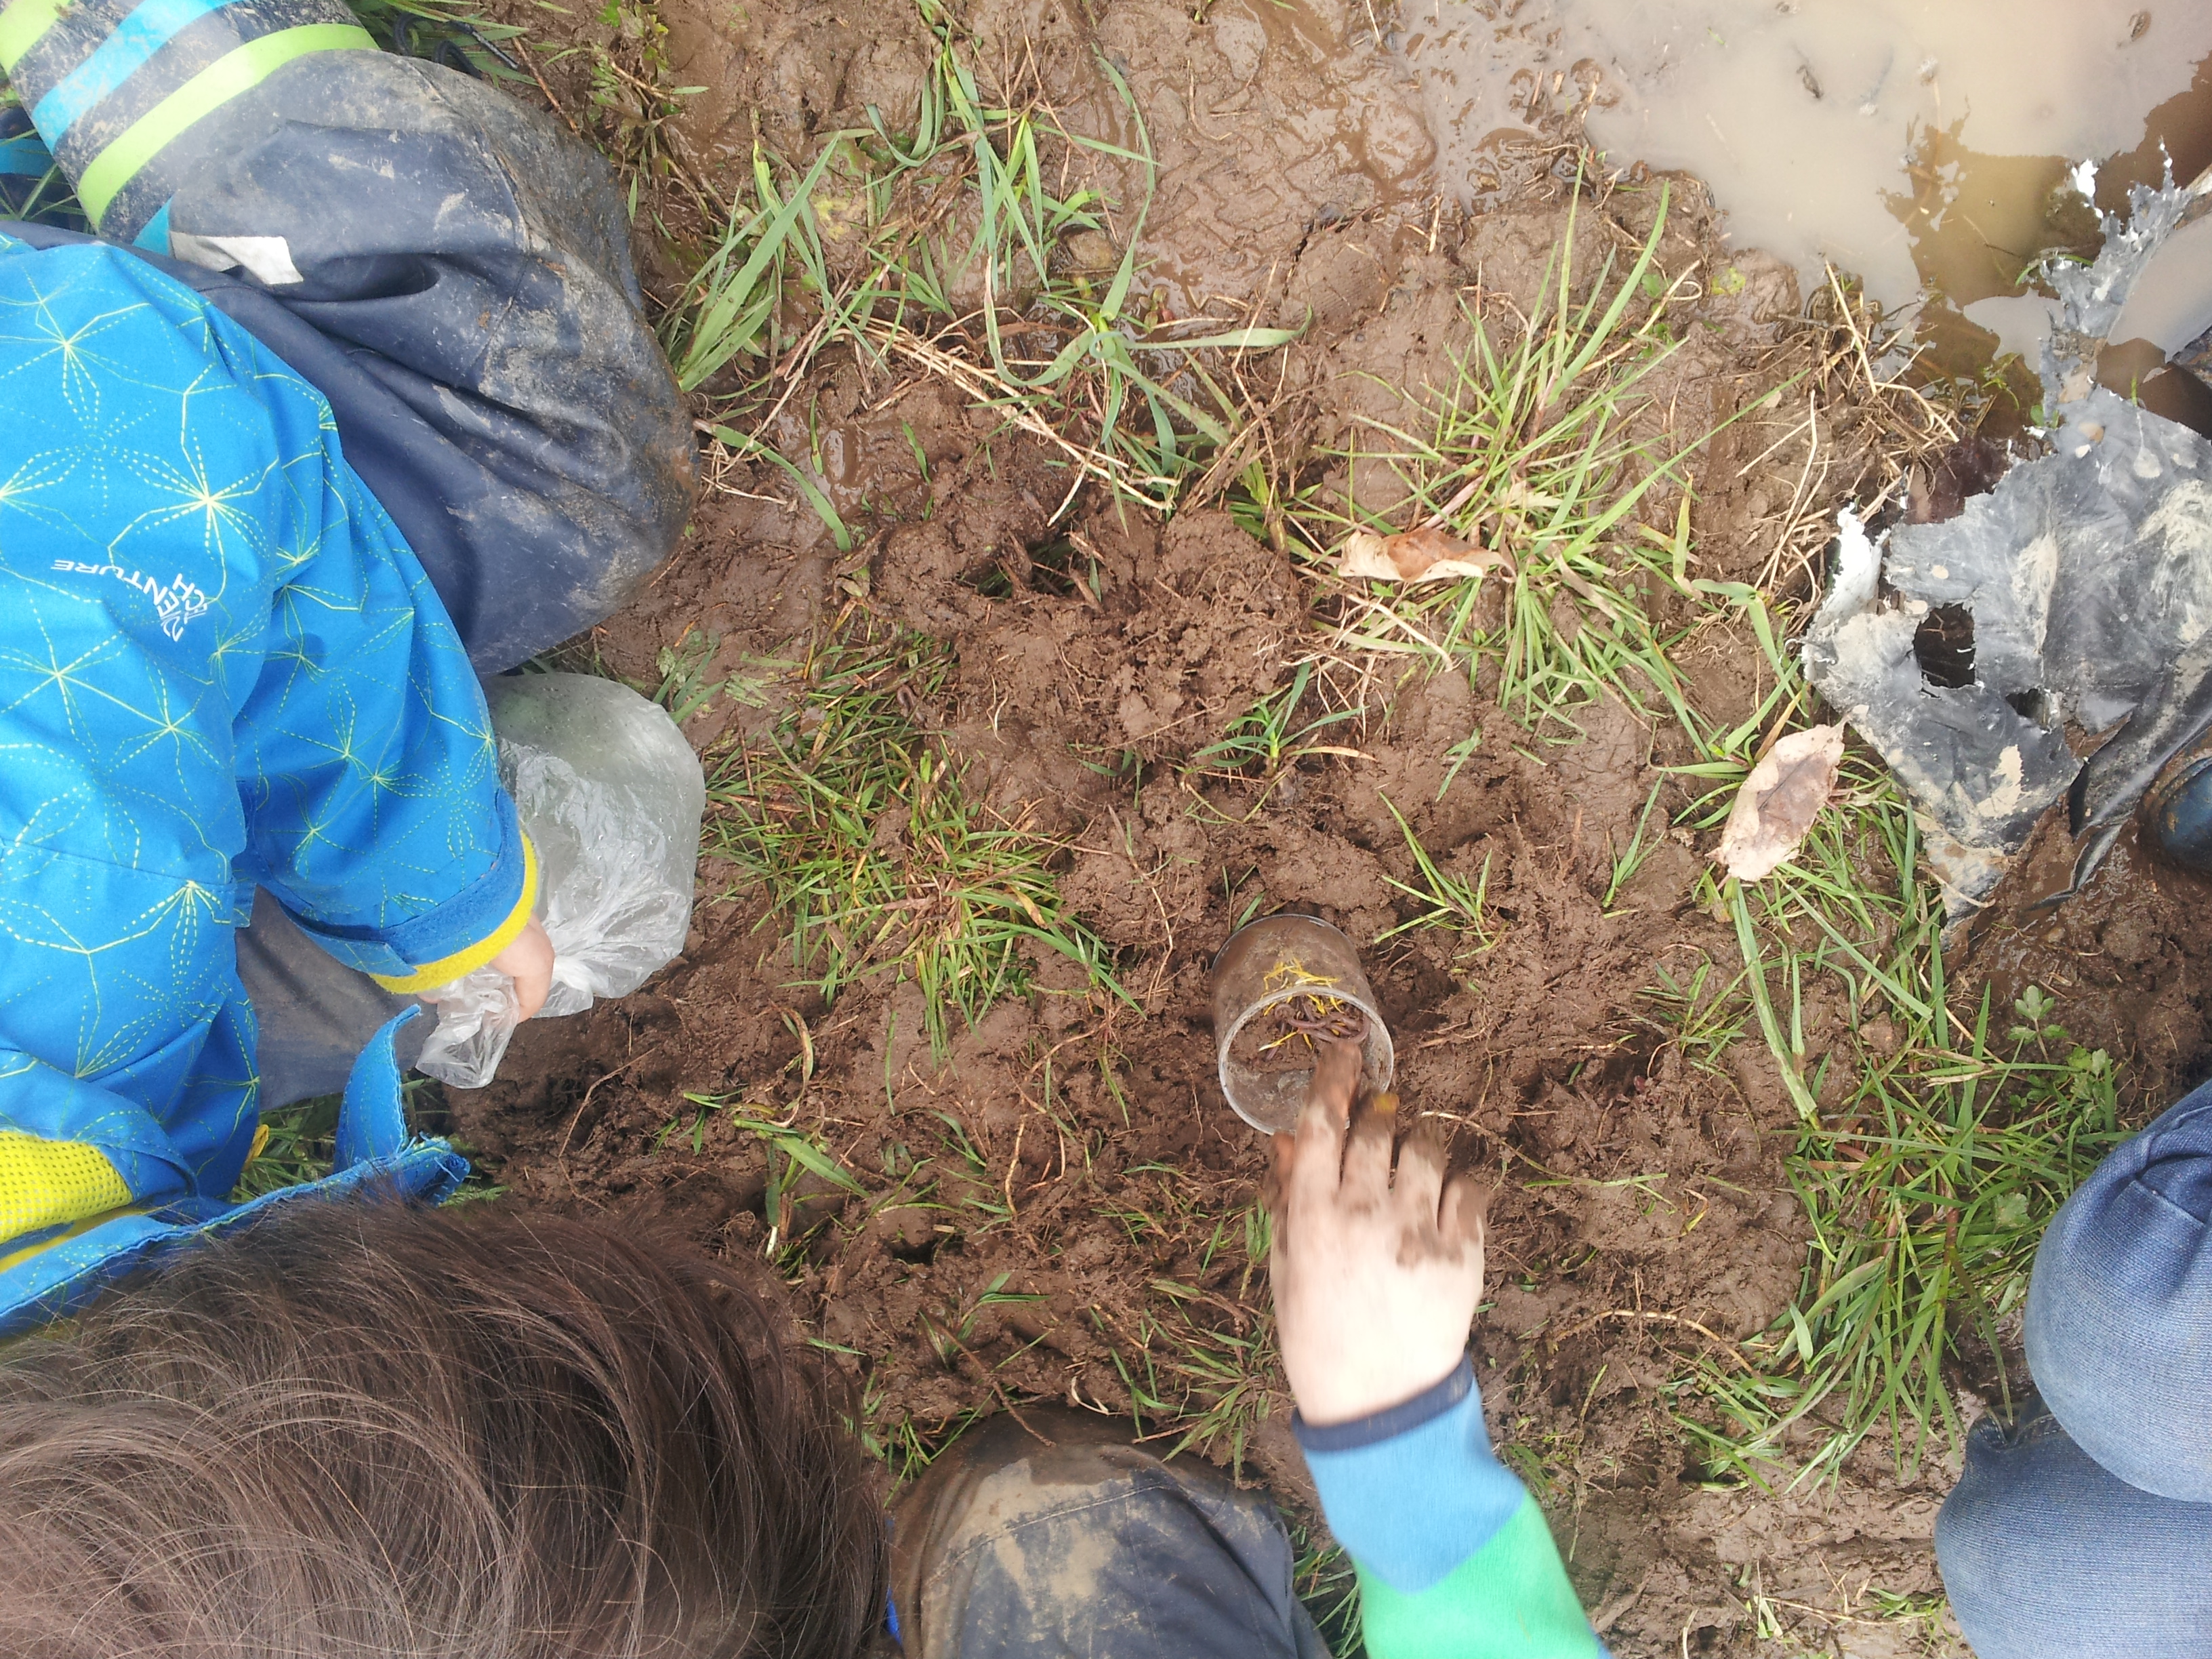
[416,674,705,1088]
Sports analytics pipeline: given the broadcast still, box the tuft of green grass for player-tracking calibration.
[1736,1570,1961,1656]
[1601,775,1671,910]
[1086,1176,1286,1470]
[1374,792,1500,957]
[1685,954,2122,1483]
[649,625,784,725]
[1292,1529,1367,1658]
[536,0,702,192]
[708,611,1128,1054]
[1180,663,1365,819]
[353,0,529,77]
[230,1081,504,1204]
[0,85,83,230]
[1128,1290,1280,1467]
[659,139,848,394]
[1650,596,2126,1482]
[1635,954,1750,1077]
[668,1090,869,1254]
[1088,1185,1283,1477]
[230,1095,342,1200]
[661,0,1296,517]
[919,1269,1046,1371]
[1296,186,1750,739]
[853,1383,991,1489]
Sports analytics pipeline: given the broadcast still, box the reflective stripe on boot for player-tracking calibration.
[0,0,371,240]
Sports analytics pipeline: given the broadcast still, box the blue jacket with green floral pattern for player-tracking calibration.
[0,228,525,1286]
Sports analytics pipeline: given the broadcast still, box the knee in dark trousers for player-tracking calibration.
[3,21,692,671]
[889,1408,1331,1659]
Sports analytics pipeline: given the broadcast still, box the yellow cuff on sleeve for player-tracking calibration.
[367,832,539,994]
[0,1131,133,1250]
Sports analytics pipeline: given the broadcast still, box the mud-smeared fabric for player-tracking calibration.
[3,47,693,671]
[888,1407,1330,1659]
[0,0,376,243]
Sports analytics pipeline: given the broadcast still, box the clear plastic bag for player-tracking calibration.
[415,673,705,1088]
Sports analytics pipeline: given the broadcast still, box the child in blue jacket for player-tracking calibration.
[0,0,690,1294]
[0,222,548,1253]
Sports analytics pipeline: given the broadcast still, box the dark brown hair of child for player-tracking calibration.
[0,1193,887,1659]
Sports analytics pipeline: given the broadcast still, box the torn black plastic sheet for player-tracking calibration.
[1805,388,2212,914]
[1804,159,2212,918]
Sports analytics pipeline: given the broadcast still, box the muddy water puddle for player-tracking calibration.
[1392,0,2212,353]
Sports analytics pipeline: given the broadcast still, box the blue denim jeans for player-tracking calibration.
[1935,1079,2212,1657]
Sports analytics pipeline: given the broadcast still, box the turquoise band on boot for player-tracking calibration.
[32,0,255,136]
[0,0,370,237]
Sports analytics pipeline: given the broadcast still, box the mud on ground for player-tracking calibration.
[432,1,2067,1652]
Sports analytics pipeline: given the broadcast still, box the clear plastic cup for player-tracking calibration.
[1209,914,1395,1133]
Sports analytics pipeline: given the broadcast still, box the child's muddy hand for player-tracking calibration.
[1269,1038,1486,1427]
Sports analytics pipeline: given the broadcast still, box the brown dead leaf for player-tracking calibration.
[1341,527,1515,584]
[1713,724,1845,882]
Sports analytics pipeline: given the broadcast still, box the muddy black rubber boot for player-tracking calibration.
[887,1406,1332,1659]
[2144,726,2212,871]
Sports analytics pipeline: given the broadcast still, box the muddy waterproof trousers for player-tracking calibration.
[1934,1078,2212,1658]
[0,4,694,1102]
[888,1407,1334,1659]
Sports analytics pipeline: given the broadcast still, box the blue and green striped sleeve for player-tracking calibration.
[1296,1357,1607,1659]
